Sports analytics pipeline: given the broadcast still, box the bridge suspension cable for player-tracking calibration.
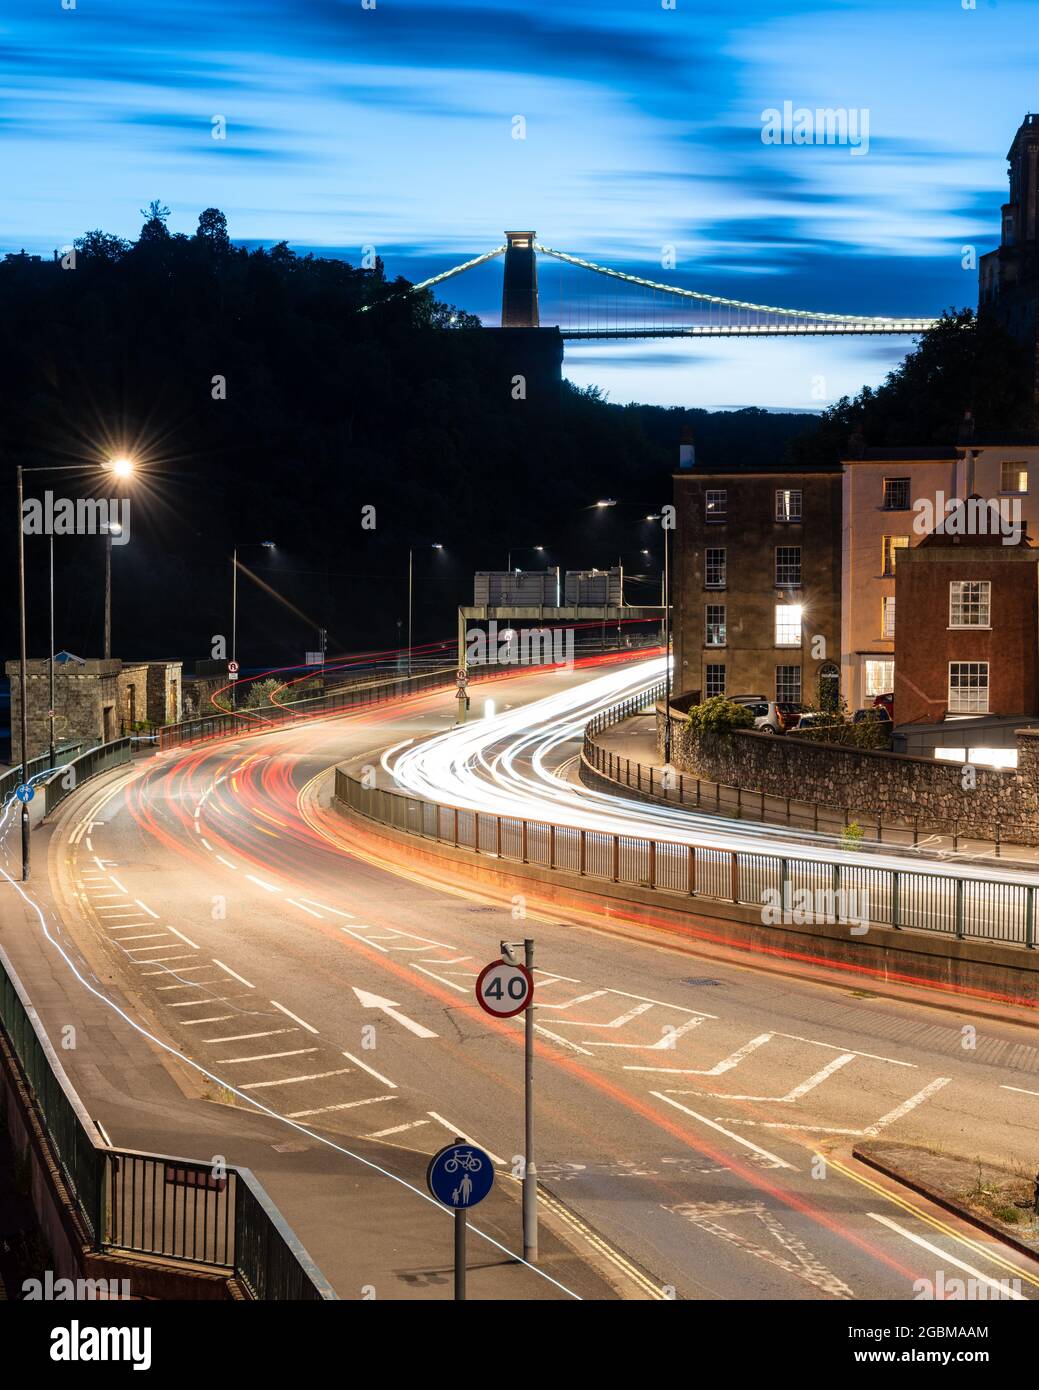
[410,246,506,295]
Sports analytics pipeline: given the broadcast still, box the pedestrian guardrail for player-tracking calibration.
[0,943,335,1299]
[43,737,133,816]
[335,747,1038,952]
[0,740,90,807]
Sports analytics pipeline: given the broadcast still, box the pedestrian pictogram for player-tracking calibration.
[426,1142,494,1209]
[15,783,34,804]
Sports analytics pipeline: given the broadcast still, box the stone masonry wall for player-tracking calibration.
[658,705,1039,845]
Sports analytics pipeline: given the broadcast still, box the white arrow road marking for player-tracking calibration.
[867,1213,1028,1299]
[352,987,438,1039]
[651,1092,797,1169]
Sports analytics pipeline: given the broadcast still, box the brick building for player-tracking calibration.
[672,460,842,708]
[893,505,1039,725]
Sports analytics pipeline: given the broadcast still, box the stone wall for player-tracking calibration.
[658,704,1039,845]
[5,659,121,761]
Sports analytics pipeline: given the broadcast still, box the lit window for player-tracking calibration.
[883,477,910,510]
[865,659,894,698]
[882,596,896,639]
[705,663,726,697]
[775,546,801,587]
[949,580,991,628]
[882,535,909,575]
[774,604,802,647]
[1001,461,1028,494]
[705,547,726,588]
[775,489,802,522]
[949,662,989,713]
[705,490,727,522]
[705,604,726,647]
[776,666,801,703]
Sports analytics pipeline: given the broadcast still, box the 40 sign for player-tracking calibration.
[476,959,533,1018]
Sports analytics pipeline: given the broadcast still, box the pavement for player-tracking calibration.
[2,658,1039,1302]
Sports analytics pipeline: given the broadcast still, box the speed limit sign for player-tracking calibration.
[476,959,533,1018]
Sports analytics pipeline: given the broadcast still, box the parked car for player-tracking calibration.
[731,698,800,733]
[794,711,840,732]
[853,706,892,724]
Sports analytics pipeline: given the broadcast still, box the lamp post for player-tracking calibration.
[506,544,544,572]
[231,541,276,705]
[49,536,55,768]
[408,543,443,676]
[14,454,133,881]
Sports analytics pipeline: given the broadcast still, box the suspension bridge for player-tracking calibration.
[412,230,938,338]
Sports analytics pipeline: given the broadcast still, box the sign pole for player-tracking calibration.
[523,936,537,1263]
[454,1204,467,1301]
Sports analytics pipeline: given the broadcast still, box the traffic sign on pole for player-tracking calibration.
[227,660,240,674]
[476,959,533,1018]
[15,783,34,804]
[426,1139,495,1301]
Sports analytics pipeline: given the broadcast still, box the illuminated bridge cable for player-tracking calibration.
[535,244,939,333]
[409,245,507,295]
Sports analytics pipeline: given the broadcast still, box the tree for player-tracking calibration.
[195,207,230,253]
[137,200,171,244]
[73,230,129,264]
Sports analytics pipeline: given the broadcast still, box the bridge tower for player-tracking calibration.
[501,231,539,327]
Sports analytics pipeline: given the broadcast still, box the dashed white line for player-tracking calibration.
[167,926,201,950]
[270,1000,319,1034]
[202,1029,297,1044]
[300,898,354,918]
[133,900,159,920]
[216,856,238,871]
[285,1096,396,1119]
[426,1112,506,1165]
[219,1048,320,1064]
[650,1092,797,1170]
[245,874,280,893]
[365,1119,430,1139]
[212,959,255,988]
[240,1068,353,1091]
[286,899,323,919]
[341,1051,398,1089]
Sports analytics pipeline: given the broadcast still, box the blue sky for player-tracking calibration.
[2,0,1036,409]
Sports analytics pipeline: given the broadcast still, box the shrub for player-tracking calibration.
[686,696,755,737]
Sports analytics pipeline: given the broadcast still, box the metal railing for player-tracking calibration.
[0,944,335,1298]
[335,759,1039,950]
[43,738,133,816]
[586,688,1020,858]
[0,740,89,806]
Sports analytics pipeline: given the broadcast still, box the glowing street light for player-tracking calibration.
[108,456,135,479]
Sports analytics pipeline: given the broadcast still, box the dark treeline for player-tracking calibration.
[2,204,1031,672]
[0,204,818,668]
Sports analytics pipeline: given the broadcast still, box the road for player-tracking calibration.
[7,656,1039,1300]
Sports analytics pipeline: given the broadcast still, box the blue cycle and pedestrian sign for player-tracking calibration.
[15,783,34,803]
[426,1142,494,1209]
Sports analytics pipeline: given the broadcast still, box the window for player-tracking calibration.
[705,604,726,647]
[774,604,802,647]
[949,580,991,628]
[882,535,909,575]
[775,488,802,522]
[705,489,727,523]
[705,663,726,697]
[865,659,894,698]
[776,666,801,704]
[881,596,896,639]
[883,477,910,510]
[705,547,726,588]
[775,546,802,587]
[1001,461,1028,494]
[949,662,989,713]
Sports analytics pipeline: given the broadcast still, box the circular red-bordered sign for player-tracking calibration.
[475,959,534,1018]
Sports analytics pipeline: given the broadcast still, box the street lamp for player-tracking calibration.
[408,543,443,677]
[14,453,133,881]
[506,544,545,571]
[101,520,123,661]
[231,541,276,704]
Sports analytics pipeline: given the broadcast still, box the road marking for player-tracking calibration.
[556,1001,654,1030]
[212,959,255,988]
[240,1068,354,1090]
[1002,1084,1039,1098]
[426,1112,506,1165]
[133,899,159,919]
[286,898,324,919]
[533,1184,668,1300]
[85,837,93,852]
[592,1016,707,1051]
[167,926,200,950]
[286,1096,396,1119]
[866,1213,1027,1300]
[117,934,167,943]
[715,1052,858,1103]
[862,1077,952,1135]
[203,1029,297,1043]
[533,1023,594,1056]
[143,965,211,976]
[626,1032,773,1077]
[181,1015,236,1025]
[219,1048,320,1064]
[245,874,280,893]
[300,898,354,918]
[419,955,471,965]
[341,926,387,951]
[778,1032,915,1068]
[650,1092,797,1170]
[352,987,438,1038]
[365,1119,430,1138]
[216,856,238,871]
[131,953,196,964]
[105,923,155,931]
[341,1051,398,1089]
[271,1000,319,1034]
[200,837,214,851]
[108,875,128,893]
[410,964,468,992]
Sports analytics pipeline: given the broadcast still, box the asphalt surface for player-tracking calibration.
[5,657,1039,1301]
